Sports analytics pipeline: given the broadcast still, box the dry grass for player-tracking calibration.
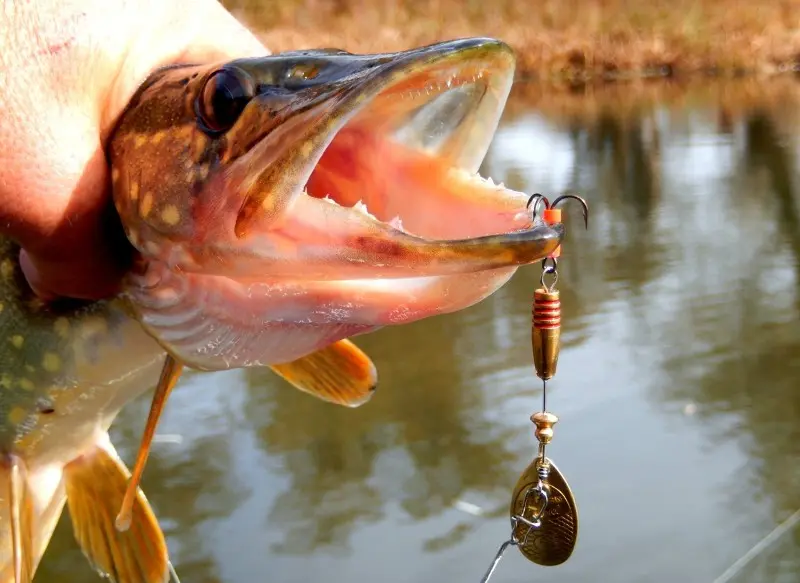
[223,0,800,82]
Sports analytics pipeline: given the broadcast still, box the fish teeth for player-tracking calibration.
[389,215,404,231]
[352,200,380,221]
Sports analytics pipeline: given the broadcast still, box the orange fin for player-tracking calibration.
[270,339,378,407]
[63,436,170,583]
[5,455,33,583]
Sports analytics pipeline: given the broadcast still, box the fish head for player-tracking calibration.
[108,38,566,369]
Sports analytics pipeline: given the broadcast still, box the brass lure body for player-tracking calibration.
[531,287,560,381]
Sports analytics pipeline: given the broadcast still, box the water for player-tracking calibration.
[38,80,800,582]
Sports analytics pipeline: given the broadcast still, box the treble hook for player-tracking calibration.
[526,192,589,230]
[550,194,589,230]
[526,193,549,217]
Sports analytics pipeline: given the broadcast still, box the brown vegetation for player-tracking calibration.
[224,0,800,83]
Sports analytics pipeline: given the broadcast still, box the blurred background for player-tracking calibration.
[43,2,800,582]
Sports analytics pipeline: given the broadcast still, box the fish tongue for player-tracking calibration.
[306,125,530,240]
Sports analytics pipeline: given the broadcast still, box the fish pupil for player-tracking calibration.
[197,68,254,134]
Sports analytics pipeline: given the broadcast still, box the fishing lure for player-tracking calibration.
[480,193,589,582]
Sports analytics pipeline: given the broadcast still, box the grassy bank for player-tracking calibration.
[223,0,800,83]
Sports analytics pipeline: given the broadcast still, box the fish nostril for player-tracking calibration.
[39,407,55,415]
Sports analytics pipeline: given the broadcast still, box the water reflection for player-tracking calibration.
[241,312,524,555]
[38,79,800,582]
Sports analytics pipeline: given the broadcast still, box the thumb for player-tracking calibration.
[18,1,270,302]
[102,1,270,135]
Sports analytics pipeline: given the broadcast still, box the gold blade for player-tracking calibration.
[510,458,578,566]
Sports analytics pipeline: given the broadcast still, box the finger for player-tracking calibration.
[19,249,123,302]
[102,0,270,138]
[17,187,134,302]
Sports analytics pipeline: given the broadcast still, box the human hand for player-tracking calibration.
[0,0,268,301]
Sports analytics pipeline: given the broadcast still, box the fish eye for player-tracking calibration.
[196,68,255,134]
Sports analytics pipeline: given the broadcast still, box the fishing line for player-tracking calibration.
[711,508,800,583]
[168,560,182,583]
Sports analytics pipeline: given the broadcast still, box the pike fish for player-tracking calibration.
[0,37,564,582]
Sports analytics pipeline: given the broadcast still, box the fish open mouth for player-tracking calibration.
[185,37,564,281]
[115,38,566,367]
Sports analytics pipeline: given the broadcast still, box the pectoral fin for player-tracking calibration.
[270,339,378,407]
[63,435,169,583]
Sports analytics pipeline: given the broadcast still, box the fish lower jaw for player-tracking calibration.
[126,259,518,371]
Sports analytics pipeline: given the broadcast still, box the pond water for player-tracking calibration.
[38,79,800,582]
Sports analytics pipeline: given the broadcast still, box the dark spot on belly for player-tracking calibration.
[37,397,56,415]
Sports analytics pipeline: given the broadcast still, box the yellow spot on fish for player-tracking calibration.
[151,131,166,144]
[0,259,13,279]
[193,132,207,157]
[299,141,313,159]
[18,378,34,391]
[8,407,27,425]
[54,317,70,339]
[160,205,181,226]
[134,134,147,148]
[0,302,4,313]
[24,364,35,373]
[130,181,139,201]
[0,374,12,389]
[140,191,154,217]
[196,164,209,181]
[177,126,193,140]
[111,168,120,183]
[42,352,62,372]
[9,335,24,349]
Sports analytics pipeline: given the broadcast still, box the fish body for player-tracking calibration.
[0,237,169,582]
[0,37,567,581]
